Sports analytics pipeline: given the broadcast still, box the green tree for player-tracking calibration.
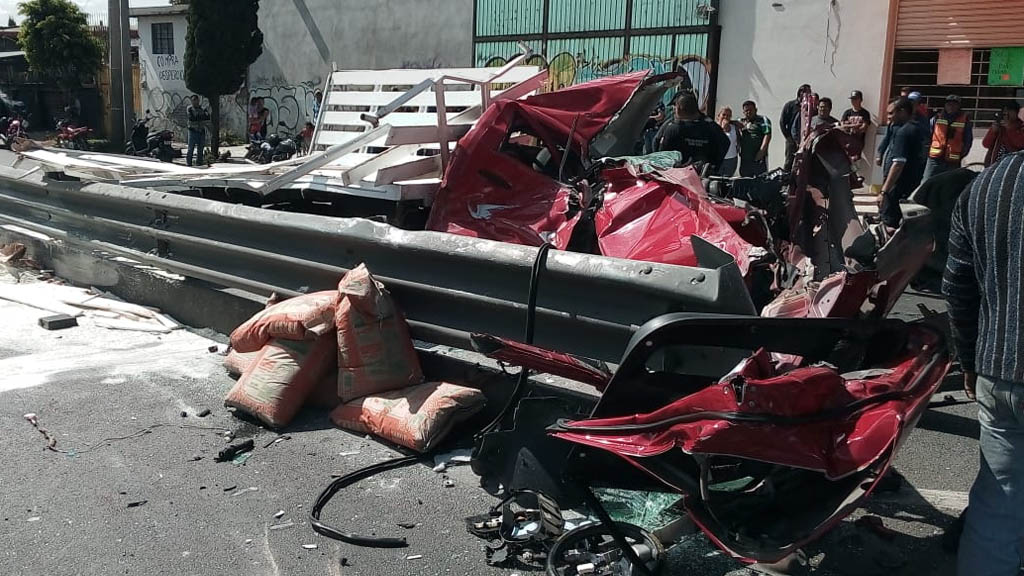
[185,0,263,156]
[17,0,103,88]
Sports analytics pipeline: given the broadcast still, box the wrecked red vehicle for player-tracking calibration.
[438,71,945,570]
[427,70,932,318]
[550,314,949,564]
[427,71,761,277]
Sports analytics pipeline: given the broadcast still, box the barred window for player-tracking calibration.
[151,23,174,55]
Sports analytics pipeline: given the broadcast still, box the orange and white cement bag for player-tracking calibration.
[230,291,339,353]
[335,264,423,402]
[224,333,336,428]
[329,382,486,452]
[224,348,340,409]
[223,349,260,376]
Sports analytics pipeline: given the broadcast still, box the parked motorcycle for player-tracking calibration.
[0,113,28,149]
[246,123,304,164]
[56,119,92,151]
[125,112,177,162]
[245,132,267,163]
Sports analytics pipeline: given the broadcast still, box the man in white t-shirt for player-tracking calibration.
[716,106,740,176]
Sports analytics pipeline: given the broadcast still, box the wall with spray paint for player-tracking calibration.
[239,75,322,140]
[136,11,191,141]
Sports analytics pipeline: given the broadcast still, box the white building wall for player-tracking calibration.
[136,11,250,142]
[716,0,890,172]
[136,13,193,140]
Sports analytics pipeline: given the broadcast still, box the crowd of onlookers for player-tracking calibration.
[642,83,1024,231]
[642,84,1024,576]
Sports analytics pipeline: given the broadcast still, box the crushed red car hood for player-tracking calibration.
[427,70,756,273]
[427,71,671,249]
[596,166,755,275]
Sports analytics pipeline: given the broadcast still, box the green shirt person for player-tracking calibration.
[738,100,772,177]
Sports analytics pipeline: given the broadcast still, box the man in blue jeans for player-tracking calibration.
[943,150,1024,576]
[186,95,209,167]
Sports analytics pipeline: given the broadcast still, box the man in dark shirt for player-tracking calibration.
[186,95,210,167]
[809,97,839,130]
[780,84,811,171]
[878,97,924,228]
[655,91,728,172]
[841,90,872,144]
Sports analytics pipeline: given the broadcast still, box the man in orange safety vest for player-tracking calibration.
[922,94,973,183]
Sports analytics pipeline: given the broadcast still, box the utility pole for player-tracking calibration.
[108,0,133,146]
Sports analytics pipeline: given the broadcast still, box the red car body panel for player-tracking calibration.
[595,166,754,275]
[427,72,650,248]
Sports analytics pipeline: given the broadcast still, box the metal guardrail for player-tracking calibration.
[0,165,755,362]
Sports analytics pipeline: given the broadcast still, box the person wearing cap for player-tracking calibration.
[923,94,973,182]
[878,97,925,228]
[841,90,872,141]
[780,84,811,171]
[982,100,1024,166]
[878,91,926,167]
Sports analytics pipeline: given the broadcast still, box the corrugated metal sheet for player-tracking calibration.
[632,0,709,29]
[475,41,532,67]
[547,36,625,64]
[475,0,544,37]
[629,34,673,59]
[896,0,1024,49]
[548,0,627,33]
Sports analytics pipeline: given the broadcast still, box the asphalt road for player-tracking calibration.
[0,266,978,576]
[0,143,980,576]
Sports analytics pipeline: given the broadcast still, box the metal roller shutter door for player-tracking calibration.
[896,0,1024,49]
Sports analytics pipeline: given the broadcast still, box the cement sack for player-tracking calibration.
[230,291,339,353]
[329,382,486,452]
[224,349,260,376]
[224,348,340,409]
[335,264,423,402]
[224,334,335,428]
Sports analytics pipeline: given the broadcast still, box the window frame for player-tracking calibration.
[151,22,175,56]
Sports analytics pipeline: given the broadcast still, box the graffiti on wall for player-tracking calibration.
[140,79,322,142]
[480,51,712,110]
[144,88,188,138]
[240,77,322,136]
[142,89,244,141]
[154,54,185,83]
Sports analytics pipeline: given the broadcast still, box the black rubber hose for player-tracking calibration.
[477,242,554,437]
[310,243,555,548]
[309,454,427,548]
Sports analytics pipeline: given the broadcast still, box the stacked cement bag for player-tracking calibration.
[223,263,486,449]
